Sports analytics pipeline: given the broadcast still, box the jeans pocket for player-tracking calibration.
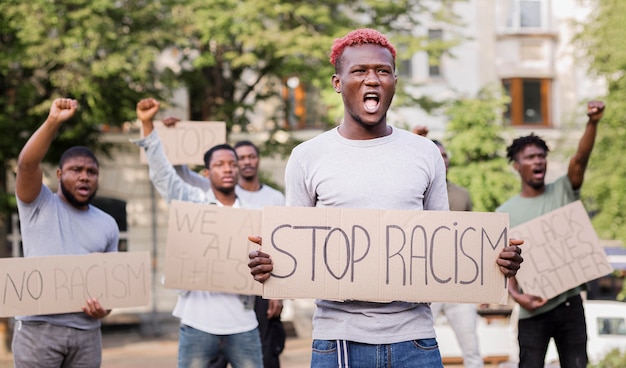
[412,338,439,351]
[312,339,337,354]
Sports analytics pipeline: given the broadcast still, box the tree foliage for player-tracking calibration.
[442,86,518,212]
[169,0,464,130]
[574,0,626,243]
[589,348,626,368]
[0,0,178,256]
[0,0,465,258]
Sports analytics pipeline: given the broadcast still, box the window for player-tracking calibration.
[282,78,325,130]
[395,41,414,79]
[428,29,443,78]
[597,317,626,336]
[502,78,551,126]
[397,53,413,79]
[92,197,128,251]
[283,76,306,129]
[503,0,547,31]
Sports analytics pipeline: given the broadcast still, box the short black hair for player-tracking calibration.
[203,143,237,168]
[431,139,444,149]
[59,146,99,169]
[234,140,259,155]
[506,133,550,162]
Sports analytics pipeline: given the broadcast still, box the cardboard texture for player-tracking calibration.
[140,121,226,165]
[0,251,151,317]
[164,200,263,296]
[510,200,613,300]
[261,206,511,304]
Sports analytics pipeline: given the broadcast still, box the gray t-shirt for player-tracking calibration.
[16,185,119,330]
[496,175,583,319]
[174,165,286,208]
[236,185,285,208]
[284,126,449,344]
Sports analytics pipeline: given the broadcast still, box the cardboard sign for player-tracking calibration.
[261,206,511,304]
[163,200,262,295]
[0,251,151,317]
[140,121,226,165]
[510,200,613,300]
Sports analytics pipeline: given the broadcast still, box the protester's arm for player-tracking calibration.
[134,98,208,203]
[136,98,160,137]
[248,235,273,283]
[568,100,604,190]
[507,276,547,311]
[267,299,283,319]
[162,116,180,127]
[497,238,524,278]
[160,114,212,191]
[16,99,78,203]
[412,125,429,137]
[82,297,111,320]
[175,165,211,191]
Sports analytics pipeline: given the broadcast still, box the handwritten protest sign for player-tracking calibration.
[261,206,511,304]
[1,251,151,317]
[163,200,262,295]
[510,200,613,300]
[140,121,226,165]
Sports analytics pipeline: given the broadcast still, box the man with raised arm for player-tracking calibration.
[134,98,263,368]
[13,98,119,367]
[497,101,605,368]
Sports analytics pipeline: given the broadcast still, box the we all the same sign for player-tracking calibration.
[163,201,263,295]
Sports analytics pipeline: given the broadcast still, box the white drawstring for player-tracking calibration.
[336,339,350,368]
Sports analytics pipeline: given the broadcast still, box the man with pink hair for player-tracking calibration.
[249,29,524,367]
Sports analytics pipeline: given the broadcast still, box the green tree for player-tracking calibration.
[169,0,464,131]
[443,86,518,212]
[589,348,626,368]
[0,0,178,256]
[0,0,466,254]
[574,0,626,244]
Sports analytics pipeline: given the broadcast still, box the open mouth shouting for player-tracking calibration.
[532,166,545,180]
[364,93,380,113]
[76,184,92,198]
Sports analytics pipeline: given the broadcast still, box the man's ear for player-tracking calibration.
[512,161,520,172]
[332,75,341,93]
[56,168,62,180]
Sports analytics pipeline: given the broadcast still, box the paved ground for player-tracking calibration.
[0,317,312,368]
[0,316,512,367]
[98,319,312,368]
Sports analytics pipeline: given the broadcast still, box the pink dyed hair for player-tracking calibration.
[329,28,397,71]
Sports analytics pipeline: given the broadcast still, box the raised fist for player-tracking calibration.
[49,98,78,124]
[162,116,181,127]
[136,98,160,123]
[587,100,605,123]
[412,125,429,137]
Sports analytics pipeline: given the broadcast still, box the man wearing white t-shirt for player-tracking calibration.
[134,98,262,368]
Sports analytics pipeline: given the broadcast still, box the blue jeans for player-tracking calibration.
[178,324,263,368]
[311,339,442,368]
[518,294,587,368]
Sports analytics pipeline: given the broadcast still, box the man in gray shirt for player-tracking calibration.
[248,28,524,367]
[13,98,118,367]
